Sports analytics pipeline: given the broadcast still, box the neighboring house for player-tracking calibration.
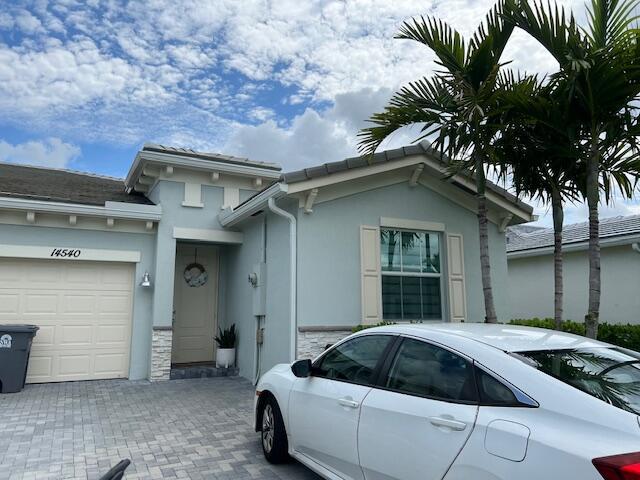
[507,215,640,324]
[0,141,534,384]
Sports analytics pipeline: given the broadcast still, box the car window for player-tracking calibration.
[314,335,393,386]
[475,368,519,406]
[385,338,477,402]
[516,347,640,415]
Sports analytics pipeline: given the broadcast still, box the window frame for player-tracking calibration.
[310,333,401,388]
[379,228,445,322]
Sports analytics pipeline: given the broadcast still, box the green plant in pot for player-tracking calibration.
[215,324,236,368]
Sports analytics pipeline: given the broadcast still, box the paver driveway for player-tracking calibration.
[0,377,321,480]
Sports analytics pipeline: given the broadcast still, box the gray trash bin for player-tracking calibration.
[0,324,39,393]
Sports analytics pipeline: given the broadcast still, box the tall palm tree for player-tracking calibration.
[495,77,583,328]
[358,1,515,323]
[504,0,640,337]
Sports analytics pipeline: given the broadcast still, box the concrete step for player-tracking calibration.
[170,362,239,380]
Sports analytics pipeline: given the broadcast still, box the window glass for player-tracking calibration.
[385,338,477,402]
[476,368,518,405]
[314,335,393,385]
[381,230,401,272]
[516,347,640,415]
[380,228,443,321]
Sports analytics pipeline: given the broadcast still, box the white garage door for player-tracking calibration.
[0,258,134,383]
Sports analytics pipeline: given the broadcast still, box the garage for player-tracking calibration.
[0,258,134,383]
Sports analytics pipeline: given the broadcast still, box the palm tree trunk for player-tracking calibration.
[585,144,601,339]
[551,187,564,330]
[475,156,497,323]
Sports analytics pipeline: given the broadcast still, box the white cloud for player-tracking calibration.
[0,138,80,168]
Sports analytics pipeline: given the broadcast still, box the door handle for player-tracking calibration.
[338,398,360,409]
[428,416,467,431]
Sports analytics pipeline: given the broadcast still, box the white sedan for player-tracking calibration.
[255,323,640,480]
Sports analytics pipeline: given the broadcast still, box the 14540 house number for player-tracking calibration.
[50,248,82,258]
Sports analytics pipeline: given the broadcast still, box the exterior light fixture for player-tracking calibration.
[140,271,152,288]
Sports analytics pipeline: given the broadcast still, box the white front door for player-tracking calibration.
[172,245,218,364]
[358,337,479,480]
[289,334,395,480]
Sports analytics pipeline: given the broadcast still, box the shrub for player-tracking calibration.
[509,318,640,352]
[352,321,396,333]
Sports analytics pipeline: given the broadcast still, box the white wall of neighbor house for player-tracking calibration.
[0,223,156,380]
[508,245,640,324]
[296,181,511,329]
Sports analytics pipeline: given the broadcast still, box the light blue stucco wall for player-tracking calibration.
[296,181,510,327]
[0,224,156,380]
[508,245,640,324]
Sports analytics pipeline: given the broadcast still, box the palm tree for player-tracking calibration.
[495,77,584,328]
[504,0,640,337]
[358,1,515,323]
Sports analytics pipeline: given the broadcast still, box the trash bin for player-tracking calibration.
[0,324,39,393]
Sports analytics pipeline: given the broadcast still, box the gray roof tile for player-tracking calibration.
[507,214,640,252]
[142,143,281,172]
[0,163,153,206]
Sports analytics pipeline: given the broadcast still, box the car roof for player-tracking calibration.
[367,323,610,352]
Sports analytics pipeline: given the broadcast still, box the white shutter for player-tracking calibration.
[360,225,381,325]
[446,233,467,322]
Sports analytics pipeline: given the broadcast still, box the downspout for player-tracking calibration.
[633,243,640,254]
[267,198,297,362]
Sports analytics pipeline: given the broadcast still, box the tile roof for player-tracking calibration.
[0,163,153,206]
[507,214,640,252]
[279,141,533,214]
[142,143,281,171]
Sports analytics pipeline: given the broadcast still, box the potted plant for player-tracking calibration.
[215,324,236,368]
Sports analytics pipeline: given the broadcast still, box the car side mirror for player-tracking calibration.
[291,359,312,378]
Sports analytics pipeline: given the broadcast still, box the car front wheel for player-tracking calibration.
[261,397,289,464]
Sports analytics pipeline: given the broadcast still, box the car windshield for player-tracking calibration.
[515,347,640,415]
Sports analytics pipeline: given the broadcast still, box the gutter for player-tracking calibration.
[219,183,288,227]
[267,197,297,362]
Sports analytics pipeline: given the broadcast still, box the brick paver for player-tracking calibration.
[0,377,321,480]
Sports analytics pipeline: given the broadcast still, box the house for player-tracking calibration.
[507,215,640,323]
[0,141,534,384]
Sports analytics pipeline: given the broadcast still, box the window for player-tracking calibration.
[313,335,393,386]
[385,338,477,402]
[381,229,443,320]
[516,347,640,415]
[475,368,520,406]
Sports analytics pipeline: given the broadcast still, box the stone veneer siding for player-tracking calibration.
[151,327,173,381]
[297,327,353,359]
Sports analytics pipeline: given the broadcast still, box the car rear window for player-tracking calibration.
[516,347,640,415]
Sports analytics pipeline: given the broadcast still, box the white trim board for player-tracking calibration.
[0,244,141,262]
[172,227,243,244]
[380,217,445,232]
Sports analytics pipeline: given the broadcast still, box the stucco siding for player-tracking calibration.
[0,224,156,380]
[296,181,510,327]
[508,245,640,324]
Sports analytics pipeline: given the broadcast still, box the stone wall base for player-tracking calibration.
[151,328,173,381]
[298,328,352,359]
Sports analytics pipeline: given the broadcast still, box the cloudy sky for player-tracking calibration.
[0,0,638,226]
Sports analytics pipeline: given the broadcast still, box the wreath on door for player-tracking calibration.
[183,248,208,287]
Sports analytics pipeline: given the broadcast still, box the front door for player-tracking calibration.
[172,245,218,364]
[289,334,395,480]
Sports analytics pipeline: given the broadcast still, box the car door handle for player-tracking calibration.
[338,398,360,409]
[428,416,467,431]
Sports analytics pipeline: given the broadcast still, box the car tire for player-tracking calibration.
[261,396,289,464]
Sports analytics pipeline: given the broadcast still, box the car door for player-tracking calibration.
[358,336,479,480]
[289,334,396,480]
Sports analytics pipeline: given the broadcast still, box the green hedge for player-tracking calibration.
[509,318,640,352]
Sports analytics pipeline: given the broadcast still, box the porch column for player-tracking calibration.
[150,234,177,381]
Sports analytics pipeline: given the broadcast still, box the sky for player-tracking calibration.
[0,0,638,227]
